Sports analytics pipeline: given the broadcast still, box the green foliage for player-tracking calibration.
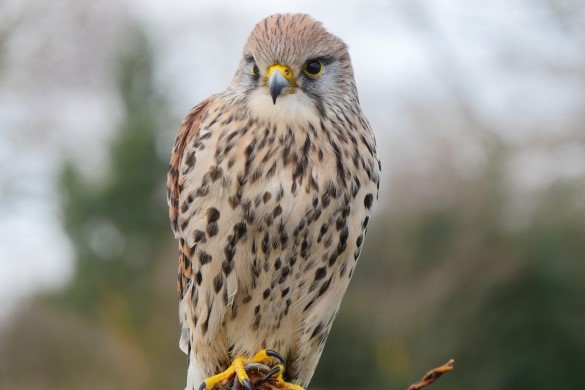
[57,30,170,319]
[2,29,187,390]
[312,161,585,390]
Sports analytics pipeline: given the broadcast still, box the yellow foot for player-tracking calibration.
[199,349,300,390]
[257,364,305,390]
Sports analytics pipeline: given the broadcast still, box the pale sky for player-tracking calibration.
[0,0,583,322]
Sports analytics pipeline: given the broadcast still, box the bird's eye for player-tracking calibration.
[304,59,323,77]
[251,64,259,76]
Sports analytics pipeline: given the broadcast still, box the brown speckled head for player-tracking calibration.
[231,14,358,120]
[244,13,349,72]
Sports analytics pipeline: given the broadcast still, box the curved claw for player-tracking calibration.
[265,350,285,364]
[256,365,282,385]
[242,378,253,390]
[198,382,206,390]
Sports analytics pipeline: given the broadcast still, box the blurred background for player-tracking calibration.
[1,0,584,389]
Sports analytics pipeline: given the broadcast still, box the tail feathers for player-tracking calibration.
[185,359,206,390]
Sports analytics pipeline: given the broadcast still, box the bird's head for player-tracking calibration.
[231,14,359,125]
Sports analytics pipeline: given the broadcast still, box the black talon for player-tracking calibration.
[257,366,282,385]
[198,382,206,390]
[265,350,285,364]
[242,378,253,390]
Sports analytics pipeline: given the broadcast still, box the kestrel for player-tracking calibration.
[167,13,380,390]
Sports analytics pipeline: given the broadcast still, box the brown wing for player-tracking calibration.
[167,96,215,297]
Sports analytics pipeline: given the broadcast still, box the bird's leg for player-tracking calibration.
[256,366,283,385]
[250,350,304,390]
[199,350,305,390]
[198,350,281,390]
[198,357,251,390]
[249,349,285,365]
[256,364,304,390]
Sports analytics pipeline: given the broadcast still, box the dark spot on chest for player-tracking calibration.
[213,274,224,293]
[199,250,212,265]
[261,232,270,255]
[318,275,332,297]
[364,193,373,209]
[234,222,248,240]
[196,185,209,197]
[207,208,220,222]
[310,322,323,340]
[279,266,291,284]
[207,222,219,237]
[314,266,327,281]
[281,287,290,297]
[209,166,224,182]
[193,230,207,243]
[273,205,283,218]
[362,216,370,229]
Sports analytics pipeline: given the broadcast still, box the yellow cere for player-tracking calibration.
[266,64,297,86]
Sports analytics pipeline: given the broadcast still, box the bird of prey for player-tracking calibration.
[167,13,380,390]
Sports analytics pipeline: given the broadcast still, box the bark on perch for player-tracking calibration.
[407,359,455,390]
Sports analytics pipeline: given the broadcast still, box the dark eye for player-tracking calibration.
[251,63,259,76]
[304,59,323,77]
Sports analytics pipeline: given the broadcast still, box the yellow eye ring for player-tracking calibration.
[251,64,259,76]
[303,59,323,77]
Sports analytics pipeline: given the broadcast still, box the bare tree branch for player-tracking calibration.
[407,359,455,390]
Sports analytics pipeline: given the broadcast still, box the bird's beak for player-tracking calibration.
[267,64,295,105]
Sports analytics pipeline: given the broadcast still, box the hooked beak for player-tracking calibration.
[267,64,295,104]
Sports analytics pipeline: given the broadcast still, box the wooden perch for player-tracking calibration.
[407,359,455,390]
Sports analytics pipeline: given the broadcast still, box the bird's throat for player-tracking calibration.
[247,89,319,128]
